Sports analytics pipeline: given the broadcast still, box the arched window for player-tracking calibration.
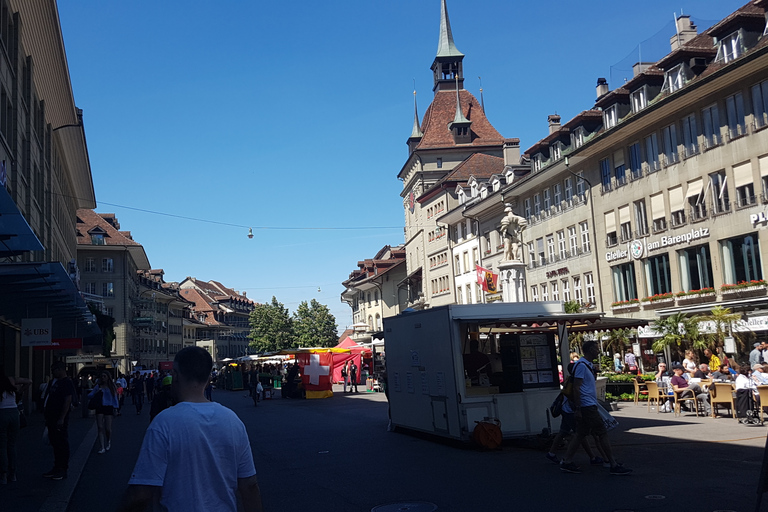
[374,291,379,304]
[367,315,373,330]
[375,314,382,331]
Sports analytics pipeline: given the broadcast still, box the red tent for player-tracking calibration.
[331,337,369,383]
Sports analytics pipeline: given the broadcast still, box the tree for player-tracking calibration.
[697,306,743,351]
[293,299,338,348]
[563,300,582,314]
[248,296,294,353]
[651,312,704,353]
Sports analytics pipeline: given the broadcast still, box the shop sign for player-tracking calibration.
[66,355,94,364]
[605,247,628,263]
[21,318,52,346]
[646,228,709,253]
[751,212,768,226]
[637,325,662,338]
[546,267,569,278]
[639,316,768,338]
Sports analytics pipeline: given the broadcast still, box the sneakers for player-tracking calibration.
[545,452,560,464]
[50,470,67,481]
[559,462,581,474]
[98,448,106,454]
[42,468,58,479]
[610,464,633,475]
[590,457,605,466]
[106,441,111,451]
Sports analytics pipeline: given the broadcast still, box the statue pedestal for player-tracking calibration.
[498,260,526,303]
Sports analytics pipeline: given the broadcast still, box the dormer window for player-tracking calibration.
[551,143,561,161]
[631,87,647,112]
[662,64,688,93]
[716,31,741,63]
[604,105,618,129]
[533,154,543,171]
[437,158,443,169]
[457,187,466,205]
[91,234,105,245]
[490,177,501,192]
[573,127,585,148]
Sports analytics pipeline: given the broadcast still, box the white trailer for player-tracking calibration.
[385,302,622,441]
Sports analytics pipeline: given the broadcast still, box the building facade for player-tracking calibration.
[341,245,407,341]
[1,1,98,389]
[520,3,768,354]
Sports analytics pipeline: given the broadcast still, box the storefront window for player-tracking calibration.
[612,263,637,302]
[645,254,672,296]
[678,244,714,291]
[721,233,762,284]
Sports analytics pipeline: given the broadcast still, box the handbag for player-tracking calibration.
[597,404,619,432]
[87,390,103,410]
[549,393,565,418]
[561,361,584,399]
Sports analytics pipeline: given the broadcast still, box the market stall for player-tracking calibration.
[383,302,647,441]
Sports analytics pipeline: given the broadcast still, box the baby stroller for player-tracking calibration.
[736,388,763,426]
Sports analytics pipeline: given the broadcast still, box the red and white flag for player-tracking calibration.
[297,352,333,399]
[475,265,498,293]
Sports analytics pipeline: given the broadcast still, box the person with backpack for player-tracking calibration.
[88,372,119,454]
[559,341,632,475]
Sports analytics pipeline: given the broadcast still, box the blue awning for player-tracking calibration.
[0,184,44,257]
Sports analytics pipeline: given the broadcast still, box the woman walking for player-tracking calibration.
[0,367,31,484]
[88,373,119,454]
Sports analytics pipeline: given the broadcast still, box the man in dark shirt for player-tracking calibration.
[693,364,711,380]
[712,364,733,381]
[671,365,711,415]
[43,361,77,480]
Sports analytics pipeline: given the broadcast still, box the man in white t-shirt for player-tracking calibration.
[118,347,263,512]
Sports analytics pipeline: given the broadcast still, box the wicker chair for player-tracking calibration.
[710,382,737,420]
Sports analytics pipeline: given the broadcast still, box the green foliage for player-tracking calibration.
[292,299,338,348]
[563,300,582,314]
[248,296,295,353]
[696,306,744,351]
[651,312,704,353]
[88,303,115,357]
[604,373,655,382]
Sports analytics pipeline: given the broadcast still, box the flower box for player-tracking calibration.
[721,283,767,298]
[611,302,640,311]
[641,298,675,309]
[676,292,717,305]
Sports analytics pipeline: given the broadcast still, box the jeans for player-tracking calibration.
[46,419,70,470]
[0,408,19,474]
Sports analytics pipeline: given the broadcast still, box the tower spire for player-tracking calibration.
[431,0,465,93]
[436,0,463,58]
[448,74,471,144]
[410,88,423,139]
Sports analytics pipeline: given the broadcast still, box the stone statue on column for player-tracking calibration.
[500,204,527,262]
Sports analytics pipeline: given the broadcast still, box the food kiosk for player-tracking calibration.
[383,302,643,441]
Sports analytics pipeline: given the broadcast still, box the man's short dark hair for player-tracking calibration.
[174,346,213,384]
[582,340,597,353]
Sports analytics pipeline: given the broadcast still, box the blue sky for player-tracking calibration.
[57,0,744,330]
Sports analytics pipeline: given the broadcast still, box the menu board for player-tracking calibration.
[519,334,556,388]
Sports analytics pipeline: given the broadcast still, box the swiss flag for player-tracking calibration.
[297,352,333,392]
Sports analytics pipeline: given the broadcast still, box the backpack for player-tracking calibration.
[561,361,584,400]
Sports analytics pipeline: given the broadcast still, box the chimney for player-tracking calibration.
[596,78,609,99]
[670,15,698,51]
[503,139,520,166]
[632,62,653,77]
[547,114,561,135]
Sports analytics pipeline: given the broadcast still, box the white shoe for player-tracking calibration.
[106,442,111,451]
[98,448,106,454]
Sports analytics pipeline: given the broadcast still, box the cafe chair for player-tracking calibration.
[673,388,699,417]
[757,386,768,422]
[633,377,648,406]
[709,382,737,420]
[645,381,665,412]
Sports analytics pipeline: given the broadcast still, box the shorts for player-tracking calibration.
[95,405,114,416]
[558,412,576,435]
[575,405,606,437]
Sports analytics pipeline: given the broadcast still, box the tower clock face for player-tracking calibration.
[408,191,415,213]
